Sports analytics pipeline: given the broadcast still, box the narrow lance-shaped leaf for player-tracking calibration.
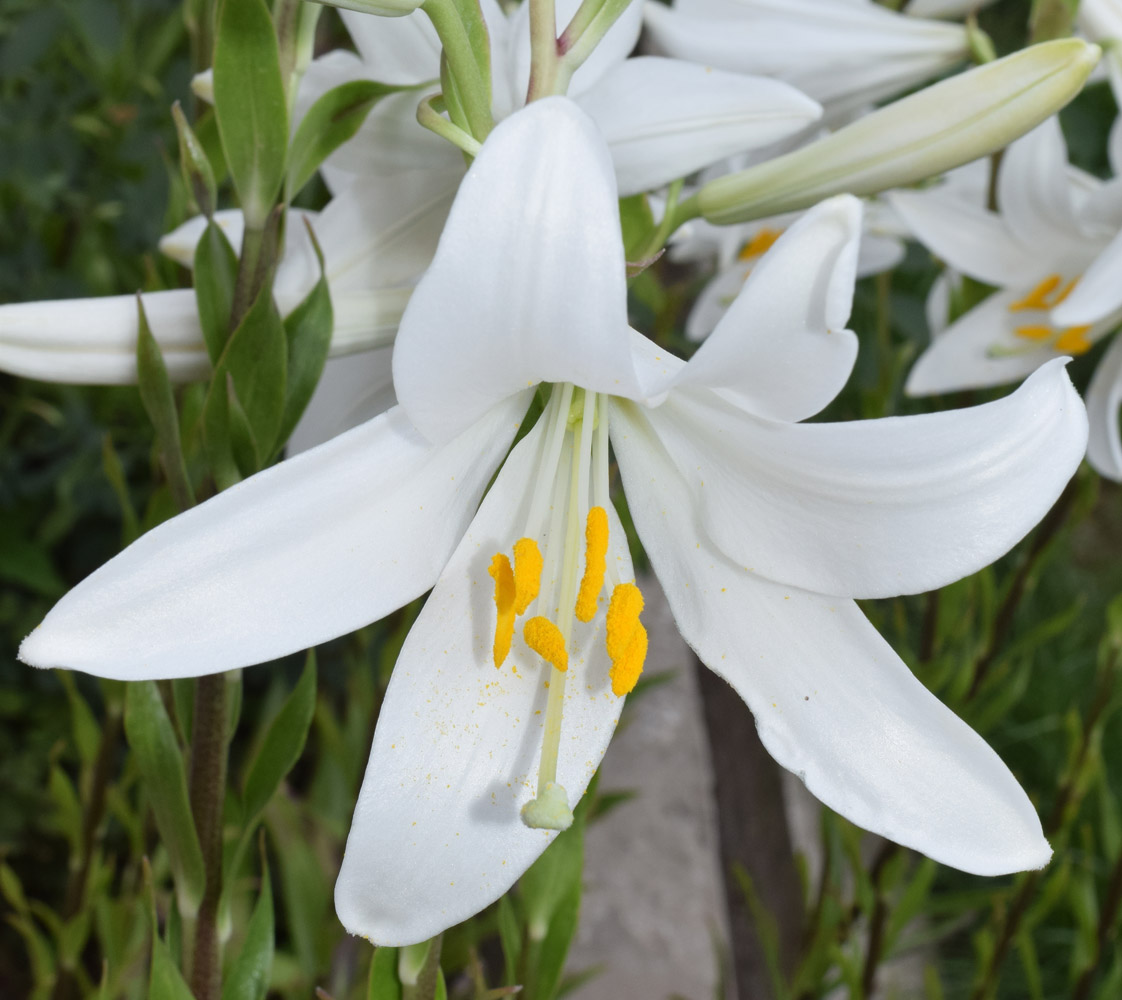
[274,220,333,453]
[213,0,288,227]
[286,79,424,201]
[136,295,195,512]
[126,683,206,916]
[194,218,239,365]
[697,39,1100,224]
[172,100,218,218]
[221,841,274,1000]
[145,858,197,1000]
[369,947,402,1000]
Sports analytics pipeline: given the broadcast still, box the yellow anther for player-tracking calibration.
[738,227,783,261]
[524,616,568,673]
[488,554,515,669]
[1008,274,1063,312]
[1014,325,1053,341]
[1054,325,1093,355]
[575,506,609,623]
[513,538,543,615]
[606,582,645,662]
[610,622,648,697]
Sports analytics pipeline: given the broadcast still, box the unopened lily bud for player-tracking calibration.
[308,0,423,16]
[698,38,1100,226]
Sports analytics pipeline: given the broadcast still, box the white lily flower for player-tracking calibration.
[891,117,1122,478]
[643,0,968,123]
[21,100,1087,944]
[0,174,452,393]
[294,0,823,198]
[674,194,906,341]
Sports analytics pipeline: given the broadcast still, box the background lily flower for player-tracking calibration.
[891,117,1122,478]
[643,0,969,123]
[21,99,1088,945]
[290,0,824,197]
[1077,0,1122,168]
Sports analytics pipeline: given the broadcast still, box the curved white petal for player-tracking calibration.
[19,398,528,679]
[611,399,1051,875]
[394,98,640,444]
[856,233,905,277]
[685,263,753,343]
[887,189,1040,287]
[672,196,860,422]
[0,290,209,385]
[577,57,822,197]
[905,287,1070,395]
[336,415,633,944]
[642,361,1086,599]
[340,9,441,83]
[1086,332,1122,481]
[998,118,1088,258]
[1052,227,1122,327]
[287,347,397,455]
[159,209,249,268]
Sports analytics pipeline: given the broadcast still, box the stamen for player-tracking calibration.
[488,554,516,669]
[523,616,568,673]
[1014,325,1053,341]
[737,227,783,261]
[513,538,543,615]
[1008,274,1063,312]
[1054,325,1093,354]
[606,582,647,697]
[574,506,609,623]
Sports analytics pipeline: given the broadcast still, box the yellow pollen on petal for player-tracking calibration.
[1054,325,1093,355]
[524,616,568,673]
[512,538,543,615]
[488,554,515,669]
[737,227,783,261]
[1008,274,1063,312]
[610,622,648,697]
[575,506,609,623]
[1014,325,1054,341]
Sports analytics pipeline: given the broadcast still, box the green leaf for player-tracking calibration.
[150,919,196,1000]
[137,296,195,512]
[221,848,274,1000]
[286,80,415,200]
[369,947,402,1000]
[619,194,655,262]
[274,224,333,453]
[125,682,206,916]
[58,672,100,768]
[496,894,520,986]
[203,283,288,484]
[213,0,288,226]
[194,218,239,365]
[242,652,317,823]
[172,100,218,217]
[101,434,141,547]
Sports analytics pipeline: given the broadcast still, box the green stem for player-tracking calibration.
[422,0,493,140]
[188,674,229,1000]
[526,0,560,101]
[417,93,482,157]
[557,0,634,81]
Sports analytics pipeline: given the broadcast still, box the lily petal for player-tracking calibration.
[672,196,860,422]
[339,8,441,83]
[1052,226,1122,327]
[887,189,1042,287]
[1085,332,1122,481]
[336,415,632,945]
[393,98,640,444]
[0,290,209,385]
[642,360,1086,600]
[577,57,822,198]
[611,398,1051,875]
[19,397,528,680]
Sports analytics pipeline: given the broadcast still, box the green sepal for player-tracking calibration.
[242,652,317,823]
[125,682,206,917]
[221,841,274,1000]
[286,79,420,201]
[194,219,240,365]
[136,295,195,512]
[274,220,333,453]
[213,0,288,227]
[172,100,218,218]
[369,947,402,1000]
